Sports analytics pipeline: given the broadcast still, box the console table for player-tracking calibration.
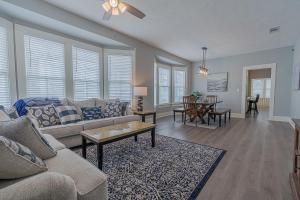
[290,119,300,200]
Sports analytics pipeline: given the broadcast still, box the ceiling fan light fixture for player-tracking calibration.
[102,2,111,12]
[118,2,127,13]
[109,0,119,8]
[112,7,120,15]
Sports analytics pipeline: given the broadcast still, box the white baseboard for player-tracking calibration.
[271,116,295,129]
[156,111,245,119]
[231,113,245,118]
[271,116,291,122]
[157,111,172,119]
[289,118,296,130]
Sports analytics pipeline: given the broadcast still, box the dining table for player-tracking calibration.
[183,100,223,124]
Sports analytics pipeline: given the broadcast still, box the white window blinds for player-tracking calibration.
[158,67,171,104]
[72,46,100,101]
[0,26,11,107]
[173,69,186,103]
[24,35,65,98]
[107,54,133,102]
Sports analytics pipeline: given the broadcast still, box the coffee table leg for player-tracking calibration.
[82,136,87,159]
[97,144,103,170]
[151,128,156,147]
[134,135,138,142]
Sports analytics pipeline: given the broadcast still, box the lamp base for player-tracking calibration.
[137,96,143,112]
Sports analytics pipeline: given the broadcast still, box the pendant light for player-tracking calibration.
[199,47,208,76]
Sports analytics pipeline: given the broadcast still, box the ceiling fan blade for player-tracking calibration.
[103,11,112,20]
[122,2,145,19]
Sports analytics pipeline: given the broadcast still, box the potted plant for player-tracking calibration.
[191,91,203,101]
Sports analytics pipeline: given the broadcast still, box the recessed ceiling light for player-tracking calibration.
[269,26,280,34]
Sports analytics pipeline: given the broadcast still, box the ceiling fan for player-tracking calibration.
[101,0,146,20]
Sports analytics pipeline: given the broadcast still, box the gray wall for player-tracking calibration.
[2,0,192,111]
[192,46,293,116]
[291,37,300,118]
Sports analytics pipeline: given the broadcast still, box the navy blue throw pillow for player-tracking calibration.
[81,107,102,121]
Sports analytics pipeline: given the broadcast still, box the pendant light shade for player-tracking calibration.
[199,47,208,76]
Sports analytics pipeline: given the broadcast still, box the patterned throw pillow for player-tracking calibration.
[0,105,19,119]
[55,106,82,125]
[102,101,122,118]
[27,105,61,128]
[0,136,47,179]
[0,110,11,121]
[0,117,57,160]
[81,107,102,121]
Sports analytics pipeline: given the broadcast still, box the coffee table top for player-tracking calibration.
[133,110,156,115]
[80,121,155,143]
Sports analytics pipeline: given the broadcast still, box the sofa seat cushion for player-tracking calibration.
[113,115,140,124]
[83,118,114,130]
[43,134,66,151]
[39,122,84,139]
[45,149,108,200]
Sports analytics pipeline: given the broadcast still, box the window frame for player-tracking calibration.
[103,49,135,102]
[172,66,187,104]
[71,42,103,100]
[157,64,172,105]
[155,63,187,106]
[251,78,271,98]
[0,17,17,106]
[15,24,67,98]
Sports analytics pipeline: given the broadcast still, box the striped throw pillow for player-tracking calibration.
[55,106,81,125]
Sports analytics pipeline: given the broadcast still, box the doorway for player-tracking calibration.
[241,63,276,120]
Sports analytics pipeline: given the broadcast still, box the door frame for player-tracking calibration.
[241,63,277,120]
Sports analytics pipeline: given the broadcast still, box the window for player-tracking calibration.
[158,67,171,104]
[173,68,186,103]
[251,78,271,98]
[24,35,65,98]
[155,63,187,105]
[105,50,133,102]
[0,26,11,107]
[73,46,100,100]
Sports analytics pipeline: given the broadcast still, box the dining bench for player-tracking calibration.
[208,108,231,127]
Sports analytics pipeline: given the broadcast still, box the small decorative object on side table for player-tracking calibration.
[134,87,148,112]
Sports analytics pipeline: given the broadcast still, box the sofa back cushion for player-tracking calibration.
[27,105,61,128]
[81,107,102,121]
[55,106,81,125]
[102,101,122,118]
[0,136,47,179]
[67,98,96,118]
[0,106,19,119]
[0,117,57,159]
[0,110,11,122]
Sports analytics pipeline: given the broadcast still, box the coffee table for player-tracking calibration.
[80,121,156,170]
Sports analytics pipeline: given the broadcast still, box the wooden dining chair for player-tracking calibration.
[206,95,218,111]
[183,95,198,125]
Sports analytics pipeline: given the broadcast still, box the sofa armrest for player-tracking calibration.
[0,172,77,200]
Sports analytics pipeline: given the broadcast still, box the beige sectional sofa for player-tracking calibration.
[0,133,108,200]
[40,115,140,148]
[0,98,141,200]
[32,98,141,148]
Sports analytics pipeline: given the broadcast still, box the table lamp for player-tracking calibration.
[134,87,147,112]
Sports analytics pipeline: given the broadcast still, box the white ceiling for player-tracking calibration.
[43,0,300,61]
[0,1,127,47]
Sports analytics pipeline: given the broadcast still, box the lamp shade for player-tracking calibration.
[134,87,148,96]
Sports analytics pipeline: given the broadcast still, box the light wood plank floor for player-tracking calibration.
[155,112,294,200]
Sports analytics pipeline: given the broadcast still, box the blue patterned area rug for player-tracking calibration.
[74,134,225,200]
